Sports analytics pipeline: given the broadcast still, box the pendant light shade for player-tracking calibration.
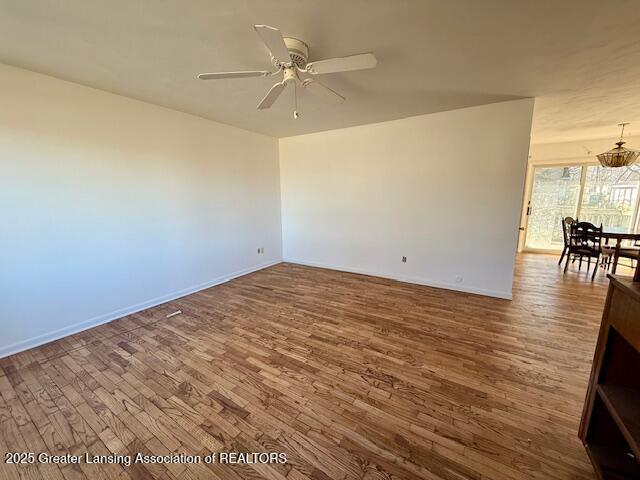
[596,123,639,168]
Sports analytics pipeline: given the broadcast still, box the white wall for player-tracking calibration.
[0,64,282,357]
[279,99,534,299]
[0,64,534,357]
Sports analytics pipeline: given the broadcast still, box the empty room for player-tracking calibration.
[1,1,640,479]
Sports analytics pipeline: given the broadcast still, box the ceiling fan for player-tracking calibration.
[197,25,377,119]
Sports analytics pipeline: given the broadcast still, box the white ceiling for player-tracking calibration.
[1,0,639,141]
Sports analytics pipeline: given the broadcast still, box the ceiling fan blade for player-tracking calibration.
[306,53,377,75]
[257,81,286,109]
[302,80,345,104]
[254,25,291,65]
[197,71,270,80]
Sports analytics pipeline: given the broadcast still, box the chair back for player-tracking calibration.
[562,216,576,247]
[570,221,602,250]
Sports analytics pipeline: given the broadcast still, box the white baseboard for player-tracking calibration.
[0,259,282,359]
[283,258,513,300]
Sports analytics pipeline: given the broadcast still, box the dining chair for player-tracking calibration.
[599,246,615,271]
[599,234,616,271]
[617,239,640,269]
[565,221,602,280]
[558,216,576,265]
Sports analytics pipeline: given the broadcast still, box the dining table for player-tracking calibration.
[598,231,640,280]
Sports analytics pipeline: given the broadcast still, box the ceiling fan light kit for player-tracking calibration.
[596,122,639,168]
[197,25,377,119]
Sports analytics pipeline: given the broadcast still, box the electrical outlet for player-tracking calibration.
[402,256,407,263]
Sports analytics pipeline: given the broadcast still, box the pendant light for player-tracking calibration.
[596,123,639,168]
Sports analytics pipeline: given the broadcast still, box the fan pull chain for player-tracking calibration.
[293,82,299,119]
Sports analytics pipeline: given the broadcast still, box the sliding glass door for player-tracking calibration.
[524,163,640,251]
[525,166,582,250]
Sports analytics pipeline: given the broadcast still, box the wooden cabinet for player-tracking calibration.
[579,275,640,479]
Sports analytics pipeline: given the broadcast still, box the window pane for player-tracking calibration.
[579,165,640,233]
[525,166,582,250]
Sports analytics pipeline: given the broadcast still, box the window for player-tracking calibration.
[580,165,640,234]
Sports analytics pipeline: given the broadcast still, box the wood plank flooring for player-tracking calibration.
[0,254,615,480]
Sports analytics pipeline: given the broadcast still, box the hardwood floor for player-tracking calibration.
[0,254,616,480]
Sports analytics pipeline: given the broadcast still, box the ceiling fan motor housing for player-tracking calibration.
[275,37,309,69]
